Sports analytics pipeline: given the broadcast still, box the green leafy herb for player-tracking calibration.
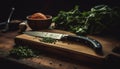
[9,46,36,58]
[52,5,120,35]
[39,37,57,43]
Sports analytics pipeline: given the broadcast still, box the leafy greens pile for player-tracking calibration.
[9,46,37,58]
[52,5,120,35]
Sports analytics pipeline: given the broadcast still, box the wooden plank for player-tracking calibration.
[14,29,120,64]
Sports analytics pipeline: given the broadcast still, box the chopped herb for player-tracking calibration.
[9,46,37,58]
[39,37,57,44]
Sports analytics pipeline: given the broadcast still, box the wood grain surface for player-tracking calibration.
[1,29,120,69]
[15,29,120,64]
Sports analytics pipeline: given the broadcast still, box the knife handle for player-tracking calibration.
[62,35,103,54]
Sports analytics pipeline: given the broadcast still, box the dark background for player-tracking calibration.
[0,0,119,22]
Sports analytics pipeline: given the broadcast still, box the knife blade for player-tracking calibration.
[23,31,103,55]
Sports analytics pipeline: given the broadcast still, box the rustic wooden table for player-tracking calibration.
[0,30,120,69]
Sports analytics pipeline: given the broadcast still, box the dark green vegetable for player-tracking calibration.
[52,5,120,35]
[52,5,87,35]
[10,46,36,58]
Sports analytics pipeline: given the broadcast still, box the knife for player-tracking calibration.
[23,31,103,55]
[2,7,15,32]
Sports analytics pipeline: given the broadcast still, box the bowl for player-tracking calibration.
[26,15,52,30]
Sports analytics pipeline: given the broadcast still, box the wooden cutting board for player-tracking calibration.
[14,29,120,64]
